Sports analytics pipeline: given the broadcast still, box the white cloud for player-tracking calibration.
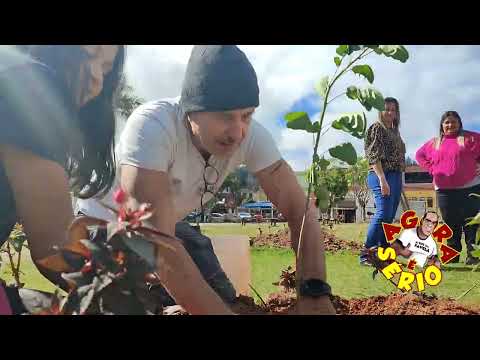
[279,129,315,152]
[124,45,480,171]
[124,46,193,100]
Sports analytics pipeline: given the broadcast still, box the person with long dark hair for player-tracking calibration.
[416,111,480,265]
[0,45,125,306]
[360,97,406,265]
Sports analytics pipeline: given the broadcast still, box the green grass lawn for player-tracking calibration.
[3,223,480,309]
[328,222,368,244]
[1,250,57,293]
[250,247,480,307]
[199,221,368,243]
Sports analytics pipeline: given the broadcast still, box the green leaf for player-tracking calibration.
[61,271,91,289]
[79,281,96,314]
[8,225,27,252]
[99,287,147,315]
[79,239,119,272]
[331,113,367,139]
[311,155,330,173]
[346,86,384,112]
[470,249,480,258]
[314,184,329,211]
[61,251,86,271]
[334,56,341,67]
[94,273,114,293]
[315,76,329,99]
[346,86,358,100]
[336,45,349,56]
[319,158,330,171]
[365,45,382,54]
[348,45,362,53]
[307,121,322,133]
[379,45,409,63]
[329,143,358,165]
[352,64,374,84]
[284,112,312,131]
[9,236,27,253]
[466,212,480,226]
[361,88,384,111]
[77,284,94,297]
[122,233,156,270]
[336,45,362,57]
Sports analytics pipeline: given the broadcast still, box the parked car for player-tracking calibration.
[223,213,239,223]
[234,212,253,224]
[238,212,252,221]
[209,213,225,223]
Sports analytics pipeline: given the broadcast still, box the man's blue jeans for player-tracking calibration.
[364,171,402,249]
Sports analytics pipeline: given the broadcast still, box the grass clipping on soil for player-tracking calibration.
[250,227,363,252]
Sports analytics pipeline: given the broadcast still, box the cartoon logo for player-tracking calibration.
[373,210,460,293]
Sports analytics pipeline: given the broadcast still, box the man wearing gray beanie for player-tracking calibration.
[78,45,334,315]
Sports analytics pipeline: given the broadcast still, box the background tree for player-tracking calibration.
[346,156,371,221]
[320,167,349,215]
[116,78,144,119]
[405,156,417,166]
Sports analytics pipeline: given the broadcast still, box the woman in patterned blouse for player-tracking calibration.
[360,97,406,266]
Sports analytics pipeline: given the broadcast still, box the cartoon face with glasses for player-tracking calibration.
[419,211,439,238]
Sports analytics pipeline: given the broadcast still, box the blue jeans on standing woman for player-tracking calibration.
[364,171,403,250]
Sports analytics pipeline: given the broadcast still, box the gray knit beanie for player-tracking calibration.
[180,45,259,113]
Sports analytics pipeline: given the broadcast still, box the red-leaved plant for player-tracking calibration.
[33,188,176,315]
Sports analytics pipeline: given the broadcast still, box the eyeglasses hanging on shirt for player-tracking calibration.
[200,161,220,216]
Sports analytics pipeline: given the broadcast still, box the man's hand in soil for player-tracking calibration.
[294,295,336,315]
[255,160,334,314]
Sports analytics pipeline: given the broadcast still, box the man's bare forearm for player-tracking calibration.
[256,160,328,282]
[288,205,327,281]
[153,236,234,315]
[120,165,233,314]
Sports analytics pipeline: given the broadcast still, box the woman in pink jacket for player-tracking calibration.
[416,111,480,265]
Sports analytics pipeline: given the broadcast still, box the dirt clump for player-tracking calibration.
[231,291,480,315]
[250,227,362,253]
[229,266,480,315]
[345,292,480,315]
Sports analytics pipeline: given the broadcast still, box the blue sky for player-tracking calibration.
[276,93,322,166]
[125,45,480,170]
